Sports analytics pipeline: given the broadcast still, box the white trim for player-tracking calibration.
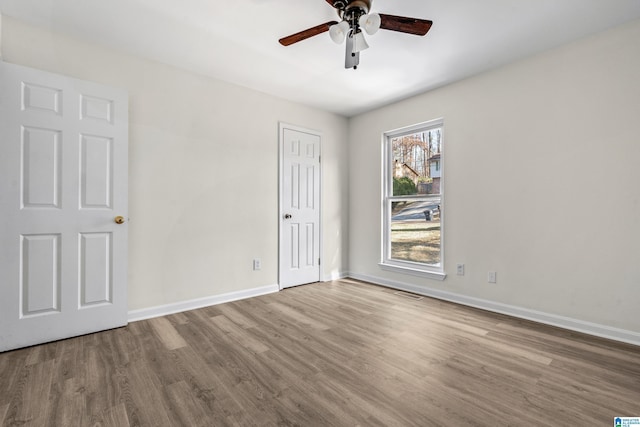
[379,262,446,281]
[384,118,444,139]
[323,270,349,282]
[128,284,279,322]
[348,272,640,347]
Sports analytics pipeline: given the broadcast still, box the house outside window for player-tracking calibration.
[381,119,445,280]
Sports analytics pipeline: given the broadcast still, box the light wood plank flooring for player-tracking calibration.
[1,279,639,426]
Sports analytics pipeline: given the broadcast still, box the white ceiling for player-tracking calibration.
[2,0,640,116]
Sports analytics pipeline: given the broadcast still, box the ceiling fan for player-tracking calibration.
[278,0,433,70]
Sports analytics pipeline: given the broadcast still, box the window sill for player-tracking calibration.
[379,262,447,281]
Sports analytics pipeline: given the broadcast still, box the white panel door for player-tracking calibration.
[0,61,128,352]
[279,124,321,289]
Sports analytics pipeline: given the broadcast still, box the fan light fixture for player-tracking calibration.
[329,10,379,69]
[359,12,381,35]
[351,30,369,52]
[329,20,350,43]
[278,0,433,70]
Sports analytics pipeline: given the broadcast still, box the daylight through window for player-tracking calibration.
[382,119,445,279]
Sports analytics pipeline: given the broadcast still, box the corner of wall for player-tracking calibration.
[0,12,4,60]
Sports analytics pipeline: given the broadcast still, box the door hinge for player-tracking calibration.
[318,258,321,266]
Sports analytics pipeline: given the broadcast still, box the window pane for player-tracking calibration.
[391,129,442,196]
[390,199,441,265]
[383,119,444,275]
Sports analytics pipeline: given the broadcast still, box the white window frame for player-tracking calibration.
[380,119,446,281]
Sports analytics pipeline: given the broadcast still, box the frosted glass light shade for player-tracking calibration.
[359,13,381,35]
[329,21,350,44]
[352,31,369,52]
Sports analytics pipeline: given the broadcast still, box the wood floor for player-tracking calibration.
[1,279,639,426]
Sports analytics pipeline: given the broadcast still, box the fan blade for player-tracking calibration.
[279,21,339,46]
[379,14,433,36]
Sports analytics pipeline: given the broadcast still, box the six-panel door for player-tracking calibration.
[279,126,321,289]
[0,61,128,352]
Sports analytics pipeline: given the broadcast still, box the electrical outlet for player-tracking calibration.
[253,259,261,271]
[488,271,497,283]
[456,264,465,276]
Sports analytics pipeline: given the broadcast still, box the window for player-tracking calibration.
[381,119,445,280]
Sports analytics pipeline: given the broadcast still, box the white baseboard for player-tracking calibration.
[323,270,349,282]
[348,272,640,347]
[128,284,280,322]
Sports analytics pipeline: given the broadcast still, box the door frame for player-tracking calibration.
[278,122,322,290]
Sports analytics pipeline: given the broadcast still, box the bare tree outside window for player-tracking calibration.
[384,121,443,272]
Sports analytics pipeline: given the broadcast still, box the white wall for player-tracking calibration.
[349,19,640,338]
[3,13,639,342]
[0,16,349,311]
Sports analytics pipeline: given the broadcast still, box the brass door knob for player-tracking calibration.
[114,216,125,224]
